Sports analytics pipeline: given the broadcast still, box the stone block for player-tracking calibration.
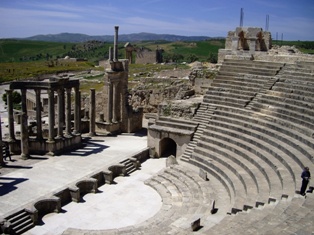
[199,168,209,181]
[166,155,178,167]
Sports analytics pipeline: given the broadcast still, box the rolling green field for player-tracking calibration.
[0,38,313,83]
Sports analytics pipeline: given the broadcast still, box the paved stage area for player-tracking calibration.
[0,132,166,234]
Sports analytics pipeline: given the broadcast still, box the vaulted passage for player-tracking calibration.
[159,138,176,158]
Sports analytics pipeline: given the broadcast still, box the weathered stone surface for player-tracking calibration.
[166,155,178,167]
[199,168,209,181]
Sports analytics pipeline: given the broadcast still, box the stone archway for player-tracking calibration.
[238,31,249,50]
[159,137,177,158]
[256,31,267,51]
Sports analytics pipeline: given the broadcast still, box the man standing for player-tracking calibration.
[300,167,311,196]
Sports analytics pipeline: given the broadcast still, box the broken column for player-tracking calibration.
[65,88,72,136]
[73,86,81,135]
[20,89,30,159]
[114,26,119,62]
[57,88,65,138]
[0,115,4,166]
[89,88,96,136]
[6,89,15,142]
[35,89,43,140]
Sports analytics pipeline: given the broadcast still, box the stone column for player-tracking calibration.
[0,115,4,167]
[34,89,43,140]
[47,88,55,142]
[73,86,81,135]
[65,88,72,137]
[114,26,119,62]
[89,88,96,136]
[20,89,29,159]
[109,47,113,62]
[6,89,15,141]
[107,81,113,123]
[112,82,118,123]
[57,88,65,138]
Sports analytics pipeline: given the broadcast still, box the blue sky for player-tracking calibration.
[0,0,313,40]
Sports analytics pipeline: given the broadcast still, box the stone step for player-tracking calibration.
[251,103,314,132]
[204,122,297,186]
[222,59,283,69]
[276,80,314,93]
[119,158,136,175]
[154,119,197,131]
[192,151,257,213]
[196,140,270,206]
[206,117,312,180]
[139,165,218,233]
[212,78,266,88]
[216,73,271,83]
[213,107,314,151]
[206,86,258,97]
[219,68,278,77]
[203,96,247,108]
[5,209,34,234]
[267,89,314,104]
[196,133,284,201]
[253,95,314,123]
[210,82,263,92]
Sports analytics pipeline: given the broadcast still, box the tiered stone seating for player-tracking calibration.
[204,193,314,235]
[78,164,222,234]
[181,103,216,161]
[63,59,314,234]
[180,59,314,232]
[203,60,283,109]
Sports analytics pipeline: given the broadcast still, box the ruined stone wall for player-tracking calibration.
[218,47,314,64]
[136,49,156,64]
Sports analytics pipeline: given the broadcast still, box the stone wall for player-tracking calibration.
[136,48,156,64]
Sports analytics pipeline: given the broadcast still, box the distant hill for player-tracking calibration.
[22,32,219,43]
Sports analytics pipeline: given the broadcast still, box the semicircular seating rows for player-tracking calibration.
[183,59,314,234]
[62,59,314,235]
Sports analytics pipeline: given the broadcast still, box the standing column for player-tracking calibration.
[65,88,72,136]
[0,115,4,167]
[89,88,96,136]
[73,86,81,135]
[47,89,55,142]
[57,88,65,138]
[114,26,119,62]
[109,47,113,62]
[6,89,15,141]
[20,89,29,159]
[112,82,118,123]
[34,89,42,140]
[107,82,113,123]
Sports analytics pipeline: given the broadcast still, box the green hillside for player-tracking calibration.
[0,39,113,63]
[0,38,313,83]
[135,39,225,63]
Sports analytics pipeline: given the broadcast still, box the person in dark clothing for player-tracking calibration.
[300,167,311,196]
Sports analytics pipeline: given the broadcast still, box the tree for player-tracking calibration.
[208,52,218,63]
[186,54,198,63]
[2,91,22,109]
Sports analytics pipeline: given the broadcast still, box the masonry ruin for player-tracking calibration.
[0,26,143,161]
[95,26,143,134]
[4,77,82,157]
[218,27,271,63]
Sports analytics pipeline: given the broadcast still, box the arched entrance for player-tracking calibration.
[238,31,249,50]
[159,138,177,158]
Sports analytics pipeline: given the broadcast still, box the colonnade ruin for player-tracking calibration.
[0,26,142,161]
